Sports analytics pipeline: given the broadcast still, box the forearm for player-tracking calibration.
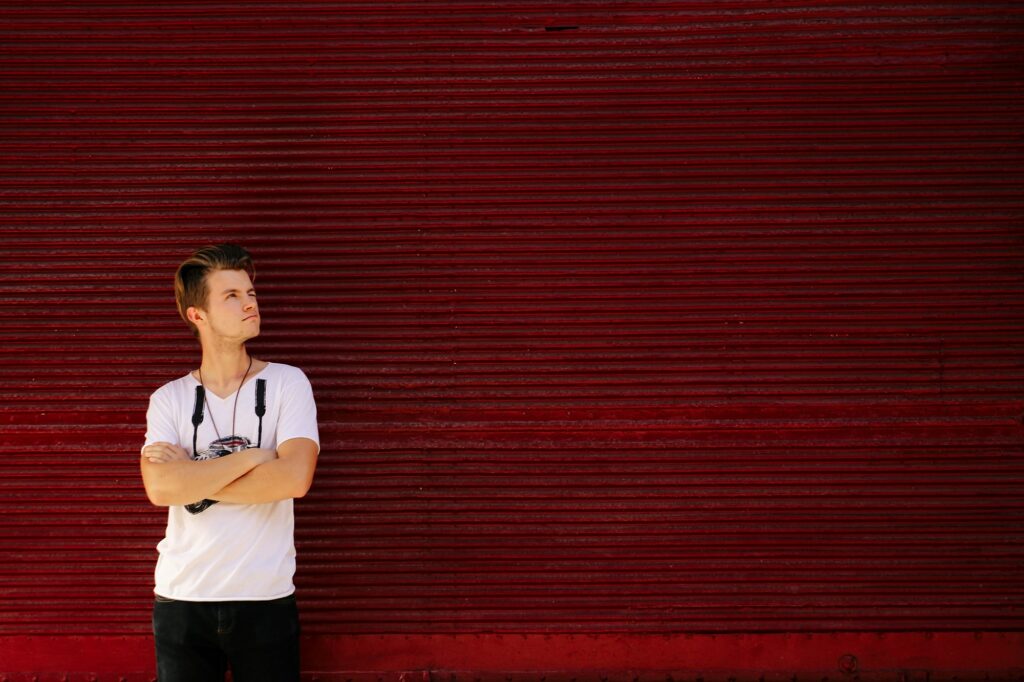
[208,453,306,504]
[143,448,267,507]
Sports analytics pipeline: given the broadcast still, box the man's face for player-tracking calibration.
[190,268,260,344]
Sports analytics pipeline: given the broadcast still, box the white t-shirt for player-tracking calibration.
[141,361,320,601]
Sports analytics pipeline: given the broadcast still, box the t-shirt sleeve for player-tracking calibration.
[141,388,181,455]
[277,368,321,454]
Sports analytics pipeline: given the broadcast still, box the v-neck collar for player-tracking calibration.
[188,362,272,401]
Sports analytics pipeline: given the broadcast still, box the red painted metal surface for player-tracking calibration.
[2,633,1024,681]
[1,0,1023,678]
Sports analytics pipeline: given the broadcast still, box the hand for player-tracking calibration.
[142,442,190,464]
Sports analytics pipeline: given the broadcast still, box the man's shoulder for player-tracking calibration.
[264,363,315,399]
[148,372,193,403]
[266,361,310,381]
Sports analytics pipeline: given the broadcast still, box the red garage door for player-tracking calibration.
[1,2,1022,679]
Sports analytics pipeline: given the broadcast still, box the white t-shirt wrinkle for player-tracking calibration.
[142,361,320,601]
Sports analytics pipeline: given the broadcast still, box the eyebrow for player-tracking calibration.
[220,288,256,295]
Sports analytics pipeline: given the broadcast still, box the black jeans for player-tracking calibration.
[152,593,301,681]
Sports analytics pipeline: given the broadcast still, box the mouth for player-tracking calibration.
[244,315,259,321]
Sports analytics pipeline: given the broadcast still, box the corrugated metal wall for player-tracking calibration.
[1,1,1022,679]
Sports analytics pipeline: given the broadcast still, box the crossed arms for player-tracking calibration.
[140,438,318,507]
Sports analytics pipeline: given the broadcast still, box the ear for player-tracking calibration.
[187,305,205,326]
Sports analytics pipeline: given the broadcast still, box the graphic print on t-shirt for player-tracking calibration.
[185,434,254,514]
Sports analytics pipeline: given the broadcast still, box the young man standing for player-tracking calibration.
[140,244,319,681]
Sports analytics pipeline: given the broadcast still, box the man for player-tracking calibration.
[140,243,319,681]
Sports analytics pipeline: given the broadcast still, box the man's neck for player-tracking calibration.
[198,341,252,389]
